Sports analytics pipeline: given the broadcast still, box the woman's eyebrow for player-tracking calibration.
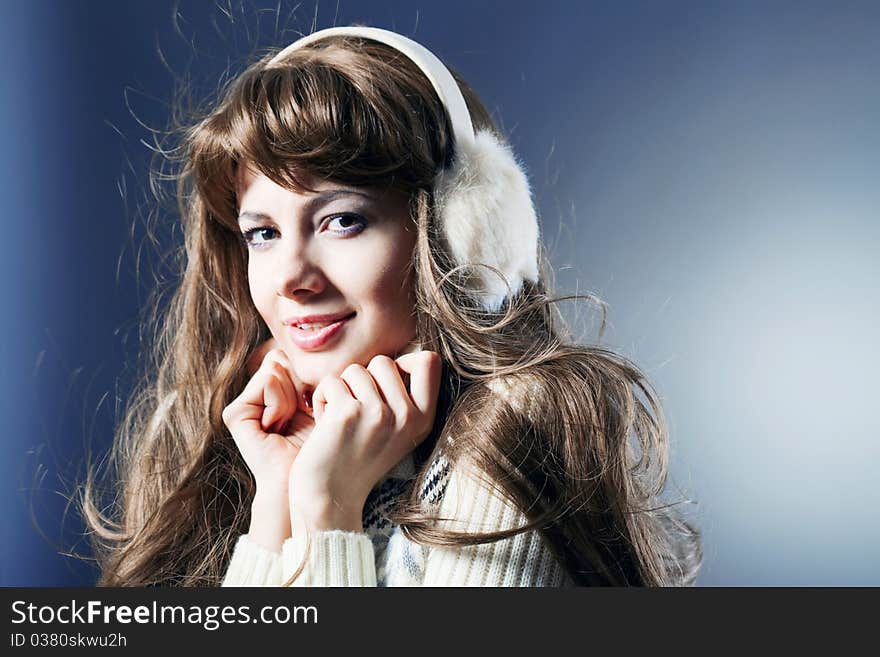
[237,211,272,224]
[237,189,375,224]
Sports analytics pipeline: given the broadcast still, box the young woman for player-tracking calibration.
[84,26,701,586]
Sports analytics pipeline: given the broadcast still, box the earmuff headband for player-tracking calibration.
[269,27,476,148]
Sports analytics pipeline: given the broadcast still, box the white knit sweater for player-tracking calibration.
[224,375,573,587]
[222,453,571,587]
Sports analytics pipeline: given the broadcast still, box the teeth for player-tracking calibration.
[293,314,352,331]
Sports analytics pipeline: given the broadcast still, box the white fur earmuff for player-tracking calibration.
[270,27,540,311]
[434,129,539,310]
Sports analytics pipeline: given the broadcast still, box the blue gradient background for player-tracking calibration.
[2,0,877,586]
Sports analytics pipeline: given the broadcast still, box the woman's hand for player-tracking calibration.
[287,350,443,534]
[222,340,315,550]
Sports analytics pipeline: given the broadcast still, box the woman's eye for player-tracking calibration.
[241,226,278,248]
[325,213,367,236]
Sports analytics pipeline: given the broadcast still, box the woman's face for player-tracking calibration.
[236,166,419,392]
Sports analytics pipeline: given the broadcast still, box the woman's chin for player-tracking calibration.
[291,342,408,387]
[293,354,358,388]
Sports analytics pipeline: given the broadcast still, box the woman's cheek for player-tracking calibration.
[249,263,275,326]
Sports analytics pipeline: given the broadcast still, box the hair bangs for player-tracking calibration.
[188,46,439,230]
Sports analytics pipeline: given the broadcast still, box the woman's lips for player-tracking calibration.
[286,313,354,351]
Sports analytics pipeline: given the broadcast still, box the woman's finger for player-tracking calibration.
[311,375,354,424]
[226,349,296,432]
[227,350,284,421]
[261,373,290,434]
[258,346,310,421]
[265,354,298,428]
[367,355,411,419]
[394,351,442,416]
[339,364,384,407]
[259,349,298,405]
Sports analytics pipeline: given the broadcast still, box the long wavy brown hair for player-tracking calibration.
[83,33,701,586]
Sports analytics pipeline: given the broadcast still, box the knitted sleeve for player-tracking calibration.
[220,532,375,587]
[221,535,284,587]
[387,462,571,586]
[280,530,377,586]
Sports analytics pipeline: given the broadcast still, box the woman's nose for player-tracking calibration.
[273,239,326,298]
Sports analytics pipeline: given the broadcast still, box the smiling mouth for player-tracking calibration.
[288,312,356,330]
[286,313,355,351]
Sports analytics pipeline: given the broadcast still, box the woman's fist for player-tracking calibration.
[288,350,442,533]
[223,346,312,484]
[222,342,315,550]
